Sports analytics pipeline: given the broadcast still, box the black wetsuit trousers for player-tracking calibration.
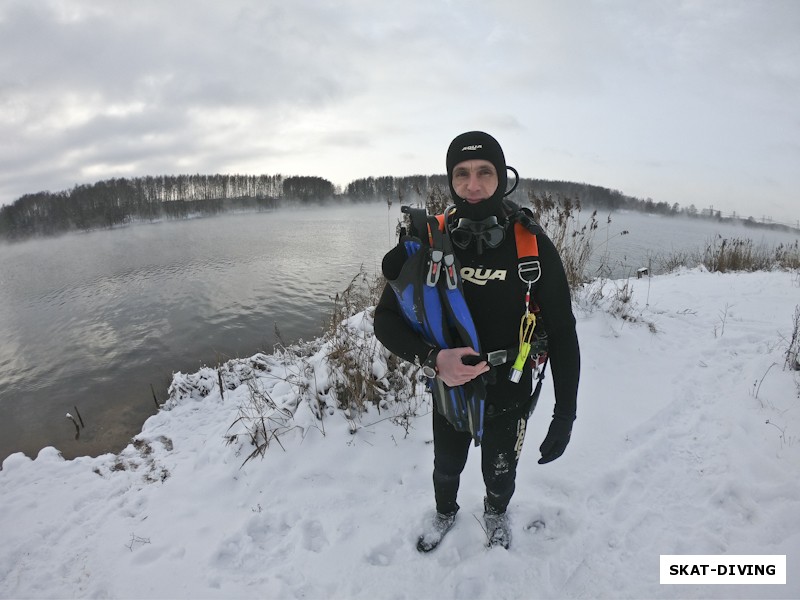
[432,402,530,515]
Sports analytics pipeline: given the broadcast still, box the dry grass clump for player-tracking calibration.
[327,267,384,333]
[529,193,598,289]
[528,192,627,289]
[786,305,800,373]
[659,236,800,274]
[773,241,800,271]
[325,267,417,416]
[655,249,696,274]
[426,184,450,216]
[225,362,307,466]
[703,236,773,272]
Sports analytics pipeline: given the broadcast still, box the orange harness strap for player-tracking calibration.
[514,222,538,258]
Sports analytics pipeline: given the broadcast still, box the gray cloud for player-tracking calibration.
[1,0,798,222]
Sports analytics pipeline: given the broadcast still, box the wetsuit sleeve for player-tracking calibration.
[374,282,433,365]
[535,233,580,421]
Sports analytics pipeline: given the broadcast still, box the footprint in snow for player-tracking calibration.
[302,520,329,553]
[525,519,546,533]
[365,536,401,566]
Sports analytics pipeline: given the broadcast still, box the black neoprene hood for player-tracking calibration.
[446,131,509,219]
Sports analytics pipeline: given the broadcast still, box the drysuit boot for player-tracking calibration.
[483,498,511,549]
[416,511,457,553]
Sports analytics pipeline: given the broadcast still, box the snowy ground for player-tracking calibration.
[1,268,799,599]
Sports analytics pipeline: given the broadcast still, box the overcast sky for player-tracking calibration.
[1,0,798,223]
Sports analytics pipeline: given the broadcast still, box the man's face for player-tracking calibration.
[451,159,498,204]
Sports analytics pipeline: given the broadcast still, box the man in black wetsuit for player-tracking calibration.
[374,131,580,551]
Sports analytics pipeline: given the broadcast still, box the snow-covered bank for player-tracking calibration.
[1,269,798,599]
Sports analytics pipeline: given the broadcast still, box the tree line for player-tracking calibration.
[0,174,335,239]
[346,174,672,214]
[1,172,795,241]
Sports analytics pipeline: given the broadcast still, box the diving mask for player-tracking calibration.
[449,215,506,254]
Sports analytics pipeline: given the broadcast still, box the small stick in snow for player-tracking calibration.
[150,384,159,410]
[66,413,81,440]
[72,405,85,428]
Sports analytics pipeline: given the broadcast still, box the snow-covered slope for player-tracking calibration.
[1,269,798,599]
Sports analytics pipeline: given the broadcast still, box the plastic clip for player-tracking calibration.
[426,249,443,287]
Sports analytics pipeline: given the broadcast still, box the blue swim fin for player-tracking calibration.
[385,210,487,445]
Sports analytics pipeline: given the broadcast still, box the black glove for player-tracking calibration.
[538,416,573,464]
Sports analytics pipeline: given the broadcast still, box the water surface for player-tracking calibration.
[0,204,398,462]
[0,204,796,463]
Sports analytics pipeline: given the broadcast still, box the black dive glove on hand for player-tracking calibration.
[538,416,573,464]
